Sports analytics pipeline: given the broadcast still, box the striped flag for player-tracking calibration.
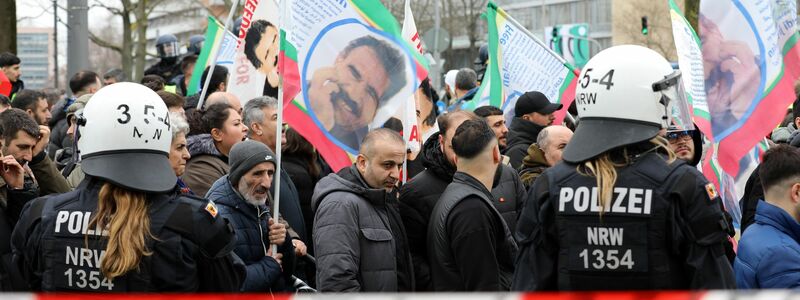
[462,2,578,125]
[187,16,238,96]
[280,0,429,171]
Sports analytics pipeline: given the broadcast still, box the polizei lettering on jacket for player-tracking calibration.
[53,210,116,291]
[54,210,108,236]
[558,187,653,215]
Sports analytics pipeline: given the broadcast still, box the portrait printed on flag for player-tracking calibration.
[244,19,281,98]
[302,20,415,153]
[699,10,762,135]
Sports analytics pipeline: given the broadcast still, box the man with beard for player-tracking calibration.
[474,106,509,152]
[11,90,51,126]
[666,128,703,167]
[307,35,407,152]
[312,129,413,292]
[206,140,295,291]
[244,20,280,98]
[399,110,526,291]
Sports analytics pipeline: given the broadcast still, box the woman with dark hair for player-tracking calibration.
[183,102,248,197]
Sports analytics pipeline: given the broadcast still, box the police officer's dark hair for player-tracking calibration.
[199,102,234,134]
[759,145,800,193]
[419,78,439,126]
[0,108,40,145]
[69,70,101,94]
[455,68,477,91]
[437,110,480,138]
[244,20,276,70]
[200,65,229,93]
[0,52,20,68]
[141,75,166,91]
[157,90,185,109]
[11,89,45,111]
[103,68,126,82]
[452,119,495,159]
[474,105,503,118]
[0,94,10,108]
[340,35,407,107]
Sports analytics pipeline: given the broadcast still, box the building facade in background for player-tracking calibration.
[17,27,54,90]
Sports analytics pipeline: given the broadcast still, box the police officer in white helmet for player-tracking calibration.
[512,45,735,290]
[11,83,244,291]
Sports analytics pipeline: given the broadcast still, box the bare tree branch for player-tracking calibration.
[89,31,123,53]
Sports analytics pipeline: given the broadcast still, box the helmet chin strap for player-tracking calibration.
[73,116,86,163]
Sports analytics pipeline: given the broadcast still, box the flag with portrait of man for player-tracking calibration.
[279,0,429,171]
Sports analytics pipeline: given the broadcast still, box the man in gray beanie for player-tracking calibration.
[206,140,296,291]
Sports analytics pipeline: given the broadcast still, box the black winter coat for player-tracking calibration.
[505,118,546,169]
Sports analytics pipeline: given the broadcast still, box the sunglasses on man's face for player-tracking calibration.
[666,130,694,142]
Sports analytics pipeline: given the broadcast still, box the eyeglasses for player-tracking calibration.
[666,130,693,142]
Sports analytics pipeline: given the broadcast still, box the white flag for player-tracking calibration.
[401,0,423,153]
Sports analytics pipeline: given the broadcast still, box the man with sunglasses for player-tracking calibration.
[665,128,703,167]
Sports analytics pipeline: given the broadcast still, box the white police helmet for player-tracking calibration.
[563,45,693,163]
[77,82,176,192]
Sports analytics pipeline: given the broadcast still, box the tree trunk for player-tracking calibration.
[0,0,17,53]
[133,0,149,82]
[121,2,134,81]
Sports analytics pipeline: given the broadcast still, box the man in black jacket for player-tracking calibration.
[400,110,525,291]
[505,91,563,169]
[427,119,517,291]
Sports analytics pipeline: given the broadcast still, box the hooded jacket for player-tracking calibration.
[518,143,549,189]
[505,118,546,169]
[735,201,800,288]
[183,134,228,197]
[206,175,295,292]
[312,165,413,292]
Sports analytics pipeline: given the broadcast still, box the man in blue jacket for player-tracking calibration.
[735,145,800,288]
[206,140,295,291]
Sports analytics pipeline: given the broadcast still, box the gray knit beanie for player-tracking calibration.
[228,140,276,185]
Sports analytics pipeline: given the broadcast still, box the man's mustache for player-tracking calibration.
[331,87,361,116]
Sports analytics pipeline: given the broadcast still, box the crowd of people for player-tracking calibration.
[0,34,797,293]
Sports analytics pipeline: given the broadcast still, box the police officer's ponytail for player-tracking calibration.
[88,182,155,280]
[579,137,675,216]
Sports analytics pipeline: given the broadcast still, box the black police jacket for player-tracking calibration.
[512,153,736,290]
[11,178,245,292]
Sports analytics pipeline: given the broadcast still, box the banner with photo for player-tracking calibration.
[669,0,743,227]
[465,2,578,126]
[698,0,800,177]
[279,0,429,171]
[226,0,280,106]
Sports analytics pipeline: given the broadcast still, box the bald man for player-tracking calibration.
[518,125,573,188]
[206,91,242,114]
[312,128,413,292]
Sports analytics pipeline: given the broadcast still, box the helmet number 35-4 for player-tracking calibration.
[116,103,171,142]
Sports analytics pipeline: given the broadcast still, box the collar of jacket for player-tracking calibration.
[756,200,800,241]
[421,131,456,181]
[337,164,393,207]
[509,117,545,139]
[186,133,226,160]
[452,171,493,199]
[522,143,549,169]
